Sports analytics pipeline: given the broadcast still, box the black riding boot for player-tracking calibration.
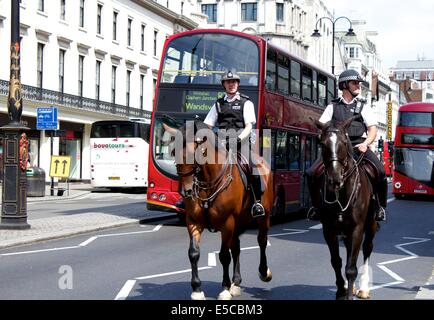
[375,178,388,221]
[251,175,265,218]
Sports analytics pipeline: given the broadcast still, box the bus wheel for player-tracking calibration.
[177,212,186,225]
[394,194,404,200]
[272,188,285,218]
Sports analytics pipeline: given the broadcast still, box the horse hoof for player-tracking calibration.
[217,289,233,300]
[258,268,272,282]
[191,291,206,300]
[229,284,242,297]
[356,290,371,299]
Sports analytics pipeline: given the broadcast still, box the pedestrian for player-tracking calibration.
[203,71,265,218]
[306,69,387,221]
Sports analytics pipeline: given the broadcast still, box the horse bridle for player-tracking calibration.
[176,137,234,208]
[322,129,366,221]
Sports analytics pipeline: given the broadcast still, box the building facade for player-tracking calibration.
[0,0,197,182]
[390,59,434,103]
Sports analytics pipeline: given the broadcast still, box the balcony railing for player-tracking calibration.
[0,79,151,119]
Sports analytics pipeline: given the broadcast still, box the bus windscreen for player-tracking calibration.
[161,33,259,87]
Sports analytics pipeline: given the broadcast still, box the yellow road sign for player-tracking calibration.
[50,156,71,178]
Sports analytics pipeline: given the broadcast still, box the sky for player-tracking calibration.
[322,0,434,69]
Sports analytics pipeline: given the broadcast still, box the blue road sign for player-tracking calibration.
[37,107,58,130]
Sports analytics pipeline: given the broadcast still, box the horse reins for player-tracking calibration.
[193,149,234,209]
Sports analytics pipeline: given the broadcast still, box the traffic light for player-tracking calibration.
[378,137,384,152]
[388,141,394,156]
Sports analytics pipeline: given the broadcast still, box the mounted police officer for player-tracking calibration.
[204,71,265,218]
[306,69,387,222]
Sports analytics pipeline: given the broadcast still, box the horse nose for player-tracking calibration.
[328,177,341,190]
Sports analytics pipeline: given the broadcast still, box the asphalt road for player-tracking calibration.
[0,193,433,301]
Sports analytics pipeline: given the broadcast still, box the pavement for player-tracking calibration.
[0,182,176,250]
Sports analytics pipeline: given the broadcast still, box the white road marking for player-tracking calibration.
[115,280,137,300]
[135,267,213,281]
[309,224,323,230]
[269,228,309,237]
[371,237,430,291]
[0,224,163,256]
[115,229,293,300]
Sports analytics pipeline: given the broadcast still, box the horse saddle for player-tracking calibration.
[234,152,266,193]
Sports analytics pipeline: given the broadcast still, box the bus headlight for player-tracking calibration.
[149,182,155,188]
[394,182,401,189]
[159,194,167,201]
[151,192,158,200]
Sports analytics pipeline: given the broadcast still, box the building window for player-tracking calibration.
[95,60,101,100]
[60,0,66,20]
[37,43,44,89]
[349,47,355,58]
[126,70,131,107]
[181,2,184,15]
[276,3,284,22]
[59,49,65,93]
[78,55,84,97]
[141,24,146,52]
[111,66,117,104]
[127,18,132,47]
[97,4,102,35]
[241,3,257,22]
[153,30,158,56]
[201,4,217,23]
[153,78,157,105]
[38,0,44,12]
[113,11,118,41]
[140,74,144,110]
[79,0,85,28]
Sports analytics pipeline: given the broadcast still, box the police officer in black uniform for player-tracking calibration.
[306,69,387,221]
[204,71,265,218]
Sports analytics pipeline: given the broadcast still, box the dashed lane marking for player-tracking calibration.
[0,224,163,257]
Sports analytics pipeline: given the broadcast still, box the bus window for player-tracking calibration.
[290,61,301,98]
[399,112,434,128]
[327,76,336,104]
[318,73,327,107]
[278,54,289,95]
[312,70,318,104]
[302,66,313,101]
[266,50,277,91]
[275,131,288,170]
[289,134,300,170]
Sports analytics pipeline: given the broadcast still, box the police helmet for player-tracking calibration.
[338,69,366,90]
[221,71,240,85]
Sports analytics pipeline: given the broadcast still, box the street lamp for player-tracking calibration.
[0,0,30,230]
[311,16,356,75]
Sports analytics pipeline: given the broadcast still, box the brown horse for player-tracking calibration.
[314,117,379,300]
[167,119,273,300]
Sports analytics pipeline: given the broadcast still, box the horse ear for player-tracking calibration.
[342,116,357,129]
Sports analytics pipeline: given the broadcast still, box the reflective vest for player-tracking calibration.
[332,98,367,144]
[216,94,249,130]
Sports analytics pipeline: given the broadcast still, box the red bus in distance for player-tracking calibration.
[392,103,434,198]
[146,29,336,218]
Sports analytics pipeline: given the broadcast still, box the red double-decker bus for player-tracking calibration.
[392,103,434,198]
[146,29,336,218]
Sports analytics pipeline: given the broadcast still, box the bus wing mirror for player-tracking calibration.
[144,124,151,143]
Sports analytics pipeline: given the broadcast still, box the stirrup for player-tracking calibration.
[251,202,265,218]
[375,206,386,222]
[307,207,321,221]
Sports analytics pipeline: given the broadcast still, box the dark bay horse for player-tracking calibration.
[315,117,379,300]
[167,120,273,300]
